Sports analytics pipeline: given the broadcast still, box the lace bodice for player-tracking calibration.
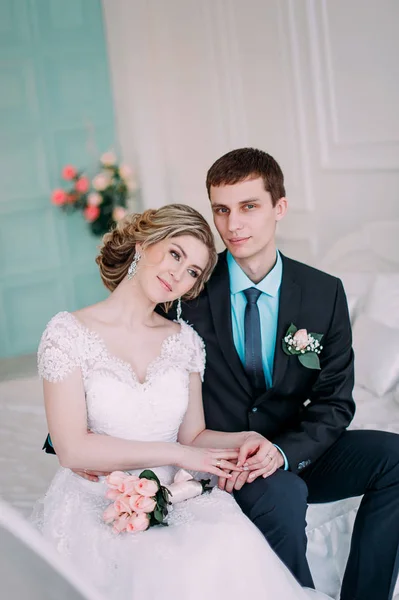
[37,312,205,444]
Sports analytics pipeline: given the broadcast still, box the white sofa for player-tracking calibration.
[306,222,399,598]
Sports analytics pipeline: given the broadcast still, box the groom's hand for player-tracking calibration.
[237,433,284,481]
[244,447,284,481]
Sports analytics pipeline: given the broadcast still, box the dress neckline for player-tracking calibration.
[64,311,184,386]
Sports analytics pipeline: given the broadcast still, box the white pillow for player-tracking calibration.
[347,294,361,324]
[329,271,374,297]
[328,271,375,324]
[353,314,399,397]
[363,275,399,329]
[326,251,398,273]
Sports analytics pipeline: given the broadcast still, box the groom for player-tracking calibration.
[171,148,399,600]
[44,148,399,600]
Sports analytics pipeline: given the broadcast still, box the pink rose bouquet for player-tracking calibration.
[103,469,211,534]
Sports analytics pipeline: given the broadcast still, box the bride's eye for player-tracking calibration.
[188,269,199,279]
[170,250,180,261]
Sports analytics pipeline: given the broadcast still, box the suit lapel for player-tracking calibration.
[207,252,252,396]
[271,254,301,389]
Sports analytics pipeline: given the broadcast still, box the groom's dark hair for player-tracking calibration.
[206,147,286,207]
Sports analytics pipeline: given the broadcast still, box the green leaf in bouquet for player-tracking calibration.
[153,507,164,523]
[155,497,169,518]
[156,495,167,512]
[163,488,172,504]
[286,323,297,336]
[298,352,320,370]
[149,513,168,528]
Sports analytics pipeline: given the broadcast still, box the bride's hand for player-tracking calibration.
[71,469,111,482]
[178,447,243,478]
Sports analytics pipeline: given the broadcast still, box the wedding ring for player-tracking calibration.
[216,459,222,467]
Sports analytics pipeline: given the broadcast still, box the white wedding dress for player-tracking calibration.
[33,312,329,600]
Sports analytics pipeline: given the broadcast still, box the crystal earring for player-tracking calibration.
[127,250,141,280]
[176,297,182,321]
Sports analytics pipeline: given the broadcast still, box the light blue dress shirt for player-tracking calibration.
[227,250,289,470]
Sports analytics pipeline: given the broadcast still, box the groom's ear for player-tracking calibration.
[275,197,288,222]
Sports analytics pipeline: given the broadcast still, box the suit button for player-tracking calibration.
[251,407,258,413]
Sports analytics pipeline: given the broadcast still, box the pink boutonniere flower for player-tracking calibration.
[282,323,324,370]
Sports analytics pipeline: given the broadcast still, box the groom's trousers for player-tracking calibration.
[234,430,399,600]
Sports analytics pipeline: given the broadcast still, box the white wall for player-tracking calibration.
[102,0,399,264]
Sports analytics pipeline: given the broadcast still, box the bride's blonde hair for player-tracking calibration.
[96,204,217,302]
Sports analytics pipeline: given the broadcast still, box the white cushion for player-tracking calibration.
[331,250,397,272]
[331,272,374,297]
[346,295,361,323]
[363,274,399,329]
[353,314,399,397]
[327,272,375,324]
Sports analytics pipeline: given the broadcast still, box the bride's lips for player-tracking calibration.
[157,276,173,292]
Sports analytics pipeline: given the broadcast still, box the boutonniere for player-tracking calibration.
[282,324,324,370]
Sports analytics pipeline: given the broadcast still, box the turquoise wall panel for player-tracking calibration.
[0,0,114,358]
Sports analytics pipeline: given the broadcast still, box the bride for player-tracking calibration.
[35,204,329,600]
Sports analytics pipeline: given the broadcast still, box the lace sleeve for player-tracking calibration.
[184,323,206,382]
[37,312,80,382]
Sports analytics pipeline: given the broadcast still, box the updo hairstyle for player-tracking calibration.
[96,204,217,302]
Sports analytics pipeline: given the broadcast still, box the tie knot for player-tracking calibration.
[244,287,262,304]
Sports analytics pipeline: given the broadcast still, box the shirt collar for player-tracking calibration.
[227,250,283,298]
